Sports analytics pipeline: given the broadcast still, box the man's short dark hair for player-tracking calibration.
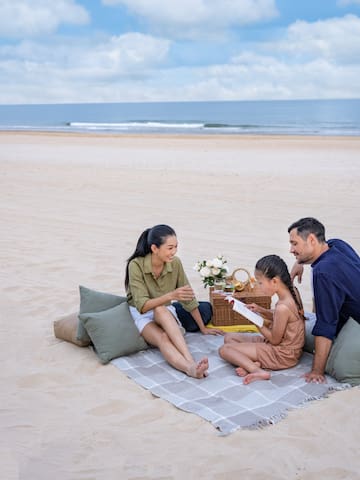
[288,217,326,242]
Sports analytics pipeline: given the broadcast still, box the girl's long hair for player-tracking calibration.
[255,254,305,319]
[125,224,176,290]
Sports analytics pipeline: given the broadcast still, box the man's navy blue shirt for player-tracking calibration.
[312,238,360,340]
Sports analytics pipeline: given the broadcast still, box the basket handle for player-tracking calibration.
[231,268,251,292]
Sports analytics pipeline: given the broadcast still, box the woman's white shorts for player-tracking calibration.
[129,304,185,334]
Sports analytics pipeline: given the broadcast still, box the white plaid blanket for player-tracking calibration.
[111,333,350,435]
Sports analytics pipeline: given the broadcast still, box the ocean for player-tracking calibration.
[0,99,359,136]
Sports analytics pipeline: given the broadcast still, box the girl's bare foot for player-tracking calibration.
[236,362,260,377]
[243,370,271,384]
[187,357,209,379]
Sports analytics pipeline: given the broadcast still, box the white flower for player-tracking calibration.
[212,257,223,268]
[199,266,211,277]
[195,255,228,288]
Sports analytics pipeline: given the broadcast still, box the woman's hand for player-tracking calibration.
[173,285,195,302]
[200,327,225,336]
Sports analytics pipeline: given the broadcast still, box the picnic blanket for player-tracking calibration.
[111,333,350,435]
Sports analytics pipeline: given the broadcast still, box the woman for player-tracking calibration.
[125,224,222,378]
[219,254,305,384]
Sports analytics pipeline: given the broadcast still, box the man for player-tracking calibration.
[288,217,360,383]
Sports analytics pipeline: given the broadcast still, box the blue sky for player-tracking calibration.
[1,0,360,104]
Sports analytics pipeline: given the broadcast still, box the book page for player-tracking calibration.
[227,297,264,328]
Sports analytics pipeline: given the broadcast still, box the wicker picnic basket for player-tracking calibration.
[211,267,271,326]
[228,267,252,292]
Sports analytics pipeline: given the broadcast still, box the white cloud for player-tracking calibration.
[2,45,359,104]
[1,12,360,103]
[0,0,90,38]
[75,33,170,76]
[337,0,360,6]
[102,0,278,38]
[0,32,171,103]
[0,32,170,74]
[275,14,360,64]
[215,15,360,100]
[193,58,360,101]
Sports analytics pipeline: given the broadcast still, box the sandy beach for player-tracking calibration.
[1,132,360,479]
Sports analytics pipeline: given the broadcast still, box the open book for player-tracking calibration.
[226,297,264,328]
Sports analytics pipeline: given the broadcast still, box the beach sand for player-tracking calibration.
[1,132,360,479]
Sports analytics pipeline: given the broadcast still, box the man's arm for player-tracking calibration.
[304,336,332,383]
[290,262,304,283]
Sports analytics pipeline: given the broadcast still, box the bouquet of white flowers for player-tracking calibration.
[194,255,228,288]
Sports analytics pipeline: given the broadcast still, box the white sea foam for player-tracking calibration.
[69,121,205,131]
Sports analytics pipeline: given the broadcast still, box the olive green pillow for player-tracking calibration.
[325,317,360,386]
[77,285,127,343]
[78,302,149,364]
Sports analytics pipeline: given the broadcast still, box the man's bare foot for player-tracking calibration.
[235,362,260,377]
[243,369,271,384]
[187,357,209,379]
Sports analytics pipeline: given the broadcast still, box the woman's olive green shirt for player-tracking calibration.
[127,254,199,314]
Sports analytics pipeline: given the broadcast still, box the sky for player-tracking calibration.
[1,0,360,104]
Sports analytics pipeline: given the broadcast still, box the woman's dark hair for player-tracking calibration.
[125,224,176,290]
[255,254,305,319]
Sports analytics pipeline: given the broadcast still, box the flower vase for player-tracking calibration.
[213,278,226,292]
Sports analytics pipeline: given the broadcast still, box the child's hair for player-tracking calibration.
[255,254,305,318]
[125,224,176,290]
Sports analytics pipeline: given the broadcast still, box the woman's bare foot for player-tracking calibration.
[187,357,209,379]
[243,369,271,384]
[235,362,260,377]
[200,357,209,370]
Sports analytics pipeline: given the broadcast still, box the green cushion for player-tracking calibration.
[325,317,360,386]
[78,302,149,364]
[77,285,127,342]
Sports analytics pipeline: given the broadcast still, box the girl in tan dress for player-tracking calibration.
[219,254,305,384]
